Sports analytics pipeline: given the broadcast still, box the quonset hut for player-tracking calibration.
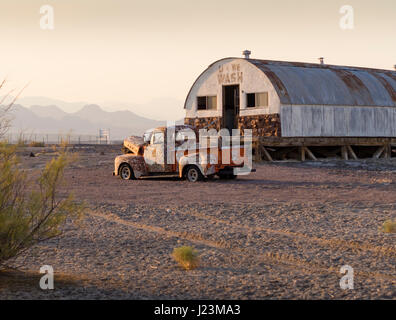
[184,51,396,160]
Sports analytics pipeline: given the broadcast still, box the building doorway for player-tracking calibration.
[222,85,240,133]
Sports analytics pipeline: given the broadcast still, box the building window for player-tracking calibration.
[207,96,217,110]
[197,97,207,110]
[247,93,255,108]
[197,96,217,110]
[246,92,268,108]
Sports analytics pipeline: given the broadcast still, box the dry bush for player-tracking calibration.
[29,141,45,147]
[172,246,199,270]
[0,143,85,267]
[372,177,393,185]
[0,79,27,140]
[0,86,85,268]
[0,107,12,141]
[381,220,396,234]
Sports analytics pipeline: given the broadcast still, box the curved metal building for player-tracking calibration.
[184,55,396,137]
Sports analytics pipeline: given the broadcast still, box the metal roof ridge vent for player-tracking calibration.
[319,57,325,65]
[243,50,251,59]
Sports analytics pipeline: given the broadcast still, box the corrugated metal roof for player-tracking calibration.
[249,59,396,107]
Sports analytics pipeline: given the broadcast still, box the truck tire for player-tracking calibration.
[185,165,203,182]
[119,163,135,180]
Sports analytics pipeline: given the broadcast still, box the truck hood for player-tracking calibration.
[124,136,146,155]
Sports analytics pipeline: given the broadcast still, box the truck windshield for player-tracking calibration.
[151,132,164,144]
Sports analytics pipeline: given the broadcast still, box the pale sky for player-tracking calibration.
[0,0,395,120]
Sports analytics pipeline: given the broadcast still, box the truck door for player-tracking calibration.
[143,130,167,172]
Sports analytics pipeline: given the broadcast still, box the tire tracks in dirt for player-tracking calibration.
[185,209,396,257]
[88,209,396,282]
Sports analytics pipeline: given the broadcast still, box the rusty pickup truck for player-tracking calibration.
[113,125,253,182]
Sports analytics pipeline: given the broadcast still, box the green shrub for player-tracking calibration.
[172,246,199,270]
[381,220,396,234]
[0,142,85,267]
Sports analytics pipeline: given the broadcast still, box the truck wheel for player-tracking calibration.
[185,165,203,182]
[119,163,135,180]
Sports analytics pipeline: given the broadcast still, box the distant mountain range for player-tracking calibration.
[10,96,185,120]
[6,104,183,140]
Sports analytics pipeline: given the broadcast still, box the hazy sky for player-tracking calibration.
[0,0,395,119]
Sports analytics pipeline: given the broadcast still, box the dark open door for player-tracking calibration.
[222,85,240,133]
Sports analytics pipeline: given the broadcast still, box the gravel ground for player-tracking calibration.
[1,146,395,299]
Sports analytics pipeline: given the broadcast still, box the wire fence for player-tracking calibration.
[4,132,118,145]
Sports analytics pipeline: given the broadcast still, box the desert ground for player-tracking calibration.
[1,145,395,300]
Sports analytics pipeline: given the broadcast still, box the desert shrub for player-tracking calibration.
[381,220,396,234]
[172,246,199,270]
[29,141,45,147]
[0,104,12,140]
[16,137,27,147]
[0,142,85,267]
[16,133,32,147]
[0,79,27,140]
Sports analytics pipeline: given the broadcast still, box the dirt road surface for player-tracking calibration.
[1,146,395,299]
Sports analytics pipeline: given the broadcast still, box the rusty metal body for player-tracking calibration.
[248,59,396,107]
[113,125,249,180]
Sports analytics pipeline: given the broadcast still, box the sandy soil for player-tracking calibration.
[1,145,395,299]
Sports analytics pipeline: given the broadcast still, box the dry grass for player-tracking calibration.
[372,177,393,185]
[29,141,45,147]
[381,220,396,233]
[172,246,199,270]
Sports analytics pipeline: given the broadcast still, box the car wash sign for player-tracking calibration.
[217,63,243,85]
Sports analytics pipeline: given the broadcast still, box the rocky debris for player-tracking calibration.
[2,145,395,300]
[3,200,395,300]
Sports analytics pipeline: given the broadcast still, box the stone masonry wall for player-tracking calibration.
[238,114,281,137]
[185,114,281,137]
[184,117,222,131]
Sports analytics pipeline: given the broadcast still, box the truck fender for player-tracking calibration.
[178,154,216,178]
[115,154,147,178]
